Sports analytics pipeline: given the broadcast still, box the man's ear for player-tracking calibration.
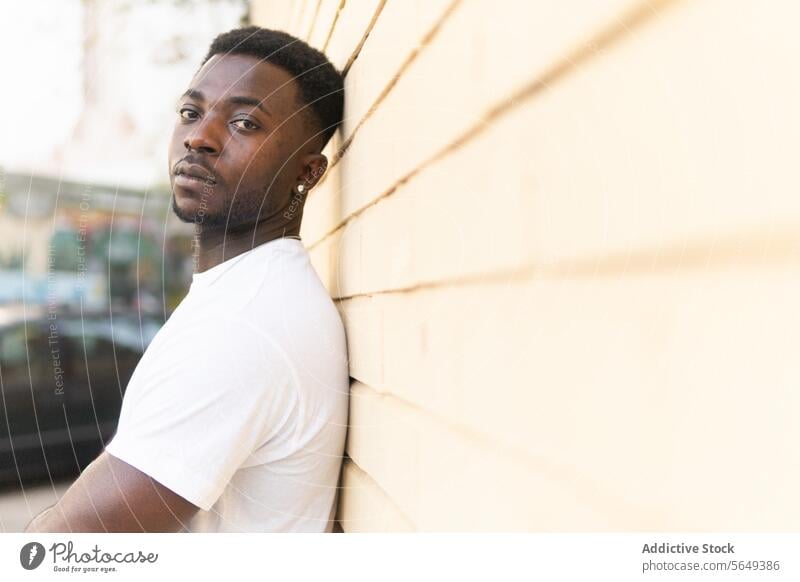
[297,154,328,192]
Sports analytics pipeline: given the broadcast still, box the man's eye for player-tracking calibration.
[179,108,199,121]
[231,119,259,130]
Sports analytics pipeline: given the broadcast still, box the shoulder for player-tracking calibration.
[137,312,296,396]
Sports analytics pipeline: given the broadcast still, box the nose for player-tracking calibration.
[184,120,221,154]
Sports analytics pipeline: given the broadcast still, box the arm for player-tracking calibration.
[25,451,199,533]
[28,316,292,533]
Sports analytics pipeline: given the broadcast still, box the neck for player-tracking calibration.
[192,218,301,273]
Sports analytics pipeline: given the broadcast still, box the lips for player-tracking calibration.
[173,161,217,184]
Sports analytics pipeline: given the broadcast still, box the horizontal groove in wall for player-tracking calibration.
[347,379,567,479]
[326,225,800,301]
[307,0,679,236]
[322,0,346,52]
[346,381,651,529]
[308,0,459,200]
[336,458,416,531]
[340,0,387,77]
[305,0,324,41]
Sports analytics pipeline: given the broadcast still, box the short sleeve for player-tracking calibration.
[105,315,297,511]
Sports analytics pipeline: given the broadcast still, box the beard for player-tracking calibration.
[171,184,280,230]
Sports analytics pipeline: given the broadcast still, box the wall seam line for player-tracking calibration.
[322,0,346,53]
[346,381,643,526]
[337,458,417,531]
[305,0,324,41]
[340,0,389,78]
[326,224,800,301]
[307,0,681,250]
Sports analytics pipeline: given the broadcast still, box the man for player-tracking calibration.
[26,26,349,533]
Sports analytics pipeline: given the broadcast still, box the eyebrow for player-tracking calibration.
[180,88,273,117]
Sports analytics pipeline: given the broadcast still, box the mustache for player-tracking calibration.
[171,155,221,183]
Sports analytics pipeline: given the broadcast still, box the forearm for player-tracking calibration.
[24,475,110,533]
[25,505,67,533]
[23,452,199,532]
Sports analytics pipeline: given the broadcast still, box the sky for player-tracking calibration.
[0,0,84,173]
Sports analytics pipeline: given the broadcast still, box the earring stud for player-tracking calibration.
[297,184,305,194]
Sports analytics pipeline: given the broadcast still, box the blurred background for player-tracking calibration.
[2,0,800,534]
[0,0,248,313]
[0,0,247,530]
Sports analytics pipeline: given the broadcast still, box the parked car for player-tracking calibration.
[0,303,164,487]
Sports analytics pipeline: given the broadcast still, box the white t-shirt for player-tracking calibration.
[105,237,349,532]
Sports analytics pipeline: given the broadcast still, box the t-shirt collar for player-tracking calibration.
[190,237,302,289]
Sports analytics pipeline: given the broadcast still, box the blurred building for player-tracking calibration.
[251,0,800,531]
[0,172,188,311]
[0,0,248,313]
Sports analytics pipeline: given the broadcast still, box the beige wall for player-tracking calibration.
[250,0,800,530]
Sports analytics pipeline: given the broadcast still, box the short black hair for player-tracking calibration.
[202,26,344,150]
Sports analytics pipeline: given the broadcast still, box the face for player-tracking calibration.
[168,53,326,230]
